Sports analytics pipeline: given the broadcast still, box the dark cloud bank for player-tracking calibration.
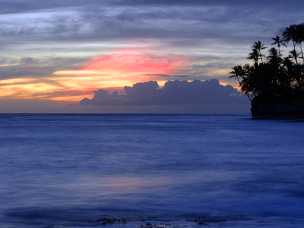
[81,79,249,114]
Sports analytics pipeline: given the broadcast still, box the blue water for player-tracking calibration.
[1,114,304,227]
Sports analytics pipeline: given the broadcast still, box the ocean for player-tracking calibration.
[1,114,304,227]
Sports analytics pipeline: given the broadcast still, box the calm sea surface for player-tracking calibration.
[1,114,304,227]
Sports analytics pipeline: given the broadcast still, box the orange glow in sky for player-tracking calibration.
[0,47,189,102]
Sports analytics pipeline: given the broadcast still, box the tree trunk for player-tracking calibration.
[300,43,304,64]
[293,41,298,64]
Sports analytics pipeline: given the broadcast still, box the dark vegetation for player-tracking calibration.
[230,23,304,118]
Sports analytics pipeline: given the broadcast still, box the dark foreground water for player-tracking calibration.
[1,114,304,227]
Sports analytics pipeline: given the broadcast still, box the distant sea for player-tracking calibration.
[1,114,304,227]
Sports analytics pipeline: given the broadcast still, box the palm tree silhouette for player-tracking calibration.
[268,47,281,65]
[230,65,252,100]
[231,23,304,118]
[272,35,285,55]
[297,23,304,63]
[283,24,299,64]
[290,50,300,63]
[230,65,244,84]
[248,41,266,65]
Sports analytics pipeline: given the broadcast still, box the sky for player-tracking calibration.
[0,0,302,113]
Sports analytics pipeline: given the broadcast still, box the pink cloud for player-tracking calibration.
[81,48,188,77]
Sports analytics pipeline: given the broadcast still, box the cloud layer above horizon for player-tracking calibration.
[80,79,248,114]
[0,0,302,111]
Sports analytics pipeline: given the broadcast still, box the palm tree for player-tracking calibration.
[248,41,266,65]
[248,49,259,64]
[230,65,252,100]
[231,23,304,118]
[296,23,304,64]
[230,65,245,84]
[283,24,299,64]
[289,50,300,64]
[283,56,293,78]
[268,47,281,65]
[272,35,285,55]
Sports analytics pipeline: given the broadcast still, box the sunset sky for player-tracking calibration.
[0,0,303,111]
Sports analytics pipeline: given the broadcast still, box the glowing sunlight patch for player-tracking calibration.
[0,47,189,102]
